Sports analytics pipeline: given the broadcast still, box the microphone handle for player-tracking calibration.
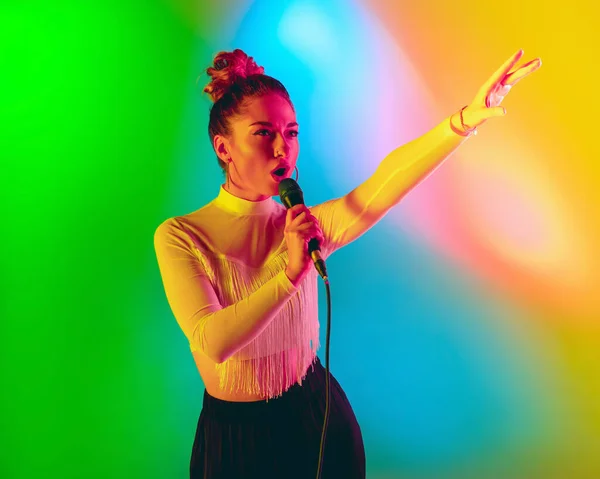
[308,238,328,281]
[308,237,320,255]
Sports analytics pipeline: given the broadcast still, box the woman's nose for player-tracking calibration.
[273,135,289,157]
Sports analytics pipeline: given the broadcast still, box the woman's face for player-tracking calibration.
[214,93,299,201]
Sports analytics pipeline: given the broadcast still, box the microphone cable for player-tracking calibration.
[276,177,332,478]
[315,275,331,479]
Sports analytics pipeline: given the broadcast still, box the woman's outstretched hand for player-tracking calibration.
[461,49,542,129]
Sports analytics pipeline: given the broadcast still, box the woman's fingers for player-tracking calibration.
[482,49,524,94]
[476,50,543,108]
[295,222,321,236]
[503,58,542,86]
[288,209,319,228]
[288,211,307,227]
[487,84,511,108]
[285,207,323,242]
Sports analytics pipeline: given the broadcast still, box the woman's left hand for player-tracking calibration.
[462,49,542,128]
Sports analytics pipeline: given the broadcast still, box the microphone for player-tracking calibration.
[278,178,328,281]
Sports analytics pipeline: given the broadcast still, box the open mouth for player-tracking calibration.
[270,166,289,182]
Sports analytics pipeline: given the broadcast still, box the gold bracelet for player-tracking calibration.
[450,105,477,137]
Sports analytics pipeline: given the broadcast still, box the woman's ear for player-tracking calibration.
[214,135,230,164]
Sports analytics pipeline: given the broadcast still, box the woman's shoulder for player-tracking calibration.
[155,199,219,231]
[154,201,224,251]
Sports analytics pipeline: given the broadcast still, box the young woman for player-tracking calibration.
[154,48,541,478]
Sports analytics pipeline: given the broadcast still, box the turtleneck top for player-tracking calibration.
[154,116,468,398]
[153,186,356,398]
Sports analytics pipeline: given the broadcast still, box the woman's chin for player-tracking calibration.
[267,183,279,197]
[269,174,288,196]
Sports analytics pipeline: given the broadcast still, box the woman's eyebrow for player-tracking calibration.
[248,121,299,128]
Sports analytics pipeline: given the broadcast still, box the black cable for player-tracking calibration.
[315,277,331,479]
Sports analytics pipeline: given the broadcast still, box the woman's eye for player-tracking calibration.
[254,129,299,138]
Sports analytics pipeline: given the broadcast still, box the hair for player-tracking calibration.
[202,49,294,172]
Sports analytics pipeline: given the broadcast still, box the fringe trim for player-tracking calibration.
[201,251,320,398]
[215,347,320,400]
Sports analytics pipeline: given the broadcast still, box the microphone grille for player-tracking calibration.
[278,178,299,197]
[278,178,304,208]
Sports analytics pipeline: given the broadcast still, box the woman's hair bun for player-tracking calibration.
[203,49,265,103]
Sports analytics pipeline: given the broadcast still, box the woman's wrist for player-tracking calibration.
[449,106,478,137]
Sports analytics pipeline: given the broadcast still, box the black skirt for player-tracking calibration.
[190,356,365,479]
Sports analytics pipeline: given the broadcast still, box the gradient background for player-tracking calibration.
[3,1,600,478]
